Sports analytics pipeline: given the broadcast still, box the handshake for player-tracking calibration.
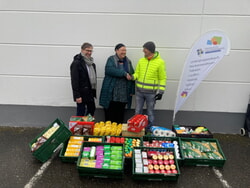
[126,73,133,80]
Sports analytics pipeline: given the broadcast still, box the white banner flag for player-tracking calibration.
[173,30,230,121]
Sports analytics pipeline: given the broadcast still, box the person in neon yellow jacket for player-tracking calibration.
[132,41,167,133]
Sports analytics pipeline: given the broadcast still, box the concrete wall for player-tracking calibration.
[0,1,250,133]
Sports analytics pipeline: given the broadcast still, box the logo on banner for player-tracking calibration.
[207,36,222,45]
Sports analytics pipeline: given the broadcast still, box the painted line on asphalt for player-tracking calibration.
[24,144,62,188]
[24,158,53,188]
[213,167,231,188]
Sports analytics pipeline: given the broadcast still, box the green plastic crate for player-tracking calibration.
[179,138,226,167]
[77,142,125,179]
[142,136,183,166]
[29,118,72,163]
[59,135,104,163]
[104,136,142,158]
[132,147,180,181]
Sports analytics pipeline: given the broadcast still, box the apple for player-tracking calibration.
[149,169,154,174]
[153,159,158,165]
[166,169,172,174]
[163,160,169,165]
[169,159,175,165]
[172,169,178,174]
[155,169,160,174]
[160,169,166,174]
[158,159,163,165]
[147,159,153,165]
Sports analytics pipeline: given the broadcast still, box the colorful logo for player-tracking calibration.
[207,36,222,45]
[181,91,188,97]
[197,48,204,56]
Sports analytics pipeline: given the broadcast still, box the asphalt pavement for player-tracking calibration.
[0,126,249,188]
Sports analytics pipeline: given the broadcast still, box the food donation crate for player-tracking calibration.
[142,136,183,166]
[172,125,213,138]
[59,135,104,163]
[29,118,72,162]
[132,147,180,181]
[77,142,125,179]
[180,138,226,167]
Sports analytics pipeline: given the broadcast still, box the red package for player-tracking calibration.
[127,114,148,133]
[69,121,94,135]
[115,137,121,143]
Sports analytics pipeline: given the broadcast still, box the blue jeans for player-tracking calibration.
[135,91,156,130]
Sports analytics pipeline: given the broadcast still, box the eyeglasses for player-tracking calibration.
[85,49,93,53]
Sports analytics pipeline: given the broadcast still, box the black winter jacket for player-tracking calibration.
[70,53,96,103]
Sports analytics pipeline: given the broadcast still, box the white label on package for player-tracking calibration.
[141,151,147,159]
[135,153,142,159]
[135,159,142,164]
[143,159,148,166]
[143,166,149,173]
[134,149,141,154]
[136,163,143,168]
[135,167,143,173]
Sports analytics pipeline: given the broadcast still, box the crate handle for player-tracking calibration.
[147,179,163,181]
[94,175,108,179]
[51,138,57,144]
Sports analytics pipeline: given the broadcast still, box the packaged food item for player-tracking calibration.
[31,123,60,152]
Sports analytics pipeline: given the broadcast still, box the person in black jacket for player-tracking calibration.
[70,43,97,116]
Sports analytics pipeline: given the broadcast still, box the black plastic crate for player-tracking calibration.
[172,125,213,138]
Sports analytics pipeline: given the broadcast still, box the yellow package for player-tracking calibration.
[99,126,106,136]
[116,124,122,136]
[66,144,82,149]
[70,136,84,141]
[64,151,80,157]
[66,148,81,153]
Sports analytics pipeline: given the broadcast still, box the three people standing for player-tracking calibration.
[70,41,167,133]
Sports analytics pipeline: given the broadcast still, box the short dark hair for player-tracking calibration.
[81,42,93,50]
[115,43,125,51]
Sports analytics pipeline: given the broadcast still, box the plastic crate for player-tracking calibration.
[172,125,213,138]
[77,142,125,179]
[142,136,183,166]
[179,138,226,167]
[104,136,142,158]
[60,135,104,163]
[29,118,72,163]
[132,147,180,181]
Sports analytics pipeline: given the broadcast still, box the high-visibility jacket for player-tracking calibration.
[133,51,167,94]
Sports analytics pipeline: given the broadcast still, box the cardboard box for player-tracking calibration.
[122,124,145,137]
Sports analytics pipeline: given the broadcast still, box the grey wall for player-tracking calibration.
[0,104,245,134]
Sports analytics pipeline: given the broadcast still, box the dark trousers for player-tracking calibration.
[104,101,126,124]
[76,101,96,116]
